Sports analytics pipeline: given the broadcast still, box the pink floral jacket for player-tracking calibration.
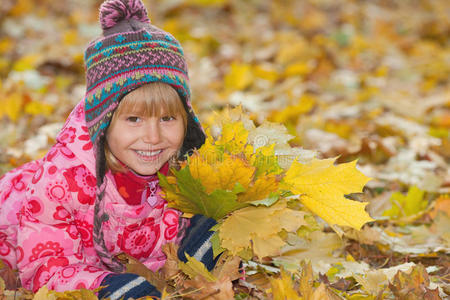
[0,102,184,292]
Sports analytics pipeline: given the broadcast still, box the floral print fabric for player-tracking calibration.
[0,101,185,292]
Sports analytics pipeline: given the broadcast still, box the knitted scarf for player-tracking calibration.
[112,162,169,206]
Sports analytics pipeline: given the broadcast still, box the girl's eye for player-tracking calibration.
[126,116,141,123]
[161,116,175,122]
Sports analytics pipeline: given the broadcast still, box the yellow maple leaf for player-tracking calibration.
[189,153,254,194]
[12,54,41,72]
[268,94,316,124]
[251,235,286,259]
[224,62,253,90]
[203,105,255,133]
[299,261,315,299]
[237,174,278,203]
[63,29,79,46]
[282,158,373,230]
[8,0,34,17]
[33,286,56,300]
[219,200,307,257]
[25,100,54,116]
[0,38,13,54]
[214,121,253,156]
[0,92,23,121]
[33,285,98,300]
[275,36,310,65]
[249,143,283,177]
[284,60,313,77]
[253,63,279,82]
[270,269,302,300]
[324,121,353,139]
[197,129,222,164]
[178,254,216,282]
[383,186,427,219]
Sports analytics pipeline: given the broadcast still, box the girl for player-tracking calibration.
[0,0,217,298]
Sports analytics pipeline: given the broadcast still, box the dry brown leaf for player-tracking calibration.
[310,283,342,300]
[343,226,382,245]
[429,195,450,219]
[0,261,20,291]
[244,272,272,292]
[211,255,241,282]
[161,243,180,279]
[0,277,5,298]
[115,252,166,292]
[183,275,234,300]
[388,264,442,300]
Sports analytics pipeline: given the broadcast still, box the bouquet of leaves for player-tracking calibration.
[159,108,373,261]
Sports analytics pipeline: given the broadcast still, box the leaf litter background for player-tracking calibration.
[0,0,449,299]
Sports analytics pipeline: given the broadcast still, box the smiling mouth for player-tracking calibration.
[134,149,163,161]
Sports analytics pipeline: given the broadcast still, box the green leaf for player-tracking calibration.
[210,231,225,258]
[233,182,246,194]
[252,144,283,178]
[159,167,249,220]
[249,192,279,206]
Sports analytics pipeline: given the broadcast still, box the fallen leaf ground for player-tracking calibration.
[0,0,449,299]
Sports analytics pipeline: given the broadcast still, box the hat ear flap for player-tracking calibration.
[95,135,107,186]
[179,113,205,159]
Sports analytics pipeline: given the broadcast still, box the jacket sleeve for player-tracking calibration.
[16,162,112,292]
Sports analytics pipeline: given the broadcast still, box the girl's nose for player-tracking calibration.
[142,121,161,144]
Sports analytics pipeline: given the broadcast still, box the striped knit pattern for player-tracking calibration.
[178,215,219,271]
[98,273,160,299]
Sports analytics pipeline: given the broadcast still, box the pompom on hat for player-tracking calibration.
[84,0,205,272]
[99,0,150,30]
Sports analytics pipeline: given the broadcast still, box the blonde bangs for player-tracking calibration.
[114,82,186,122]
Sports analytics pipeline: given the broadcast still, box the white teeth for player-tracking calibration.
[135,150,162,156]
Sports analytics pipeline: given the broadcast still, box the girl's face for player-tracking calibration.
[106,109,185,175]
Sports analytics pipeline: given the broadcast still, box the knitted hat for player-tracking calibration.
[84,0,205,153]
[84,0,205,272]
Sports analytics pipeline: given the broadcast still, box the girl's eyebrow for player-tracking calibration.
[126,108,145,115]
[120,112,142,118]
